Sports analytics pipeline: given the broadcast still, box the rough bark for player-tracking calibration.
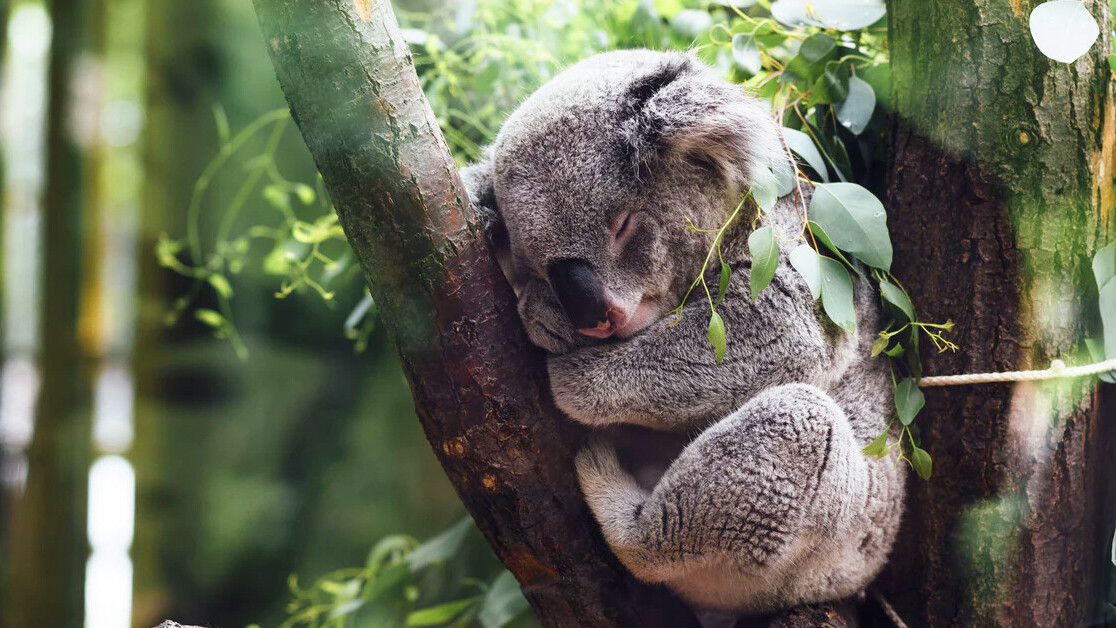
[884,1,1115,626]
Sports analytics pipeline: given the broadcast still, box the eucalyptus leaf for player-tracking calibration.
[748,226,779,299]
[1085,337,1116,383]
[407,598,479,626]
[786,33,837,82]
[771,0,886,31]
[479,571,530,628]
[879,280,915,322]
[732,33,762,76]
[910,445,933,480]
[789,244,821,299]
[809,183,893,270]
[1092,242,1115,291]
[1100,278,1116,362]
[818,255,856,332]
[708,311,727,363]
[806,221,854,269]
[862,430,889,458]
[782,127,829,182]
[1029,0,1100,64]
[670,9,714,38]
[835,75,876,135]
[894,378,925,426]
[407,517,473,571]
[750,167,780,212]
[716,261,732,307]
[870,336,888,357]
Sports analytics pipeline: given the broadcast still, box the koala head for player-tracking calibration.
[463,50,786,350]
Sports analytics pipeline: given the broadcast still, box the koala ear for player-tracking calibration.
[460,148,514,284]
[620,54,788,190]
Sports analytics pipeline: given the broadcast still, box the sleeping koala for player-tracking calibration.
[461,49,906,614]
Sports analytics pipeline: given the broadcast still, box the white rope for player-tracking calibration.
[919,357,1116,387]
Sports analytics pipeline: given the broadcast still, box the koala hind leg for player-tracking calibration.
[576,383,898,613]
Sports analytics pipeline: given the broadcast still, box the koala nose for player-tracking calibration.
[547,258,613,332]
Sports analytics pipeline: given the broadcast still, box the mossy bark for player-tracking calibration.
[885,1,1115,625]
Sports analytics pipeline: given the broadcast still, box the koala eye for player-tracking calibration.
[611,211,636,247]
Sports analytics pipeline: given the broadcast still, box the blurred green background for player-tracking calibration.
[0,0,709,626]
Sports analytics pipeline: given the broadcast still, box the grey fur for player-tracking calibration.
[461,49,905,614]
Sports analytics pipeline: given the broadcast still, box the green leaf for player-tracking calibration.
[858,63,892,109]
[809,182,893,270]
[670,9,714,38]
[750,167,780,212]
[894,378,925,426]
[708,311,727,364]
[786,33,837,83]
[879,280,915,322]
[818,255,856,332]
[870,336,889,357]
[207,274,234,299]
[653,0,684,18]
[807,221,861,276]
[716,261,731,307]
[407,598,480,626]
[731,33,762,76]
[478,571,530,628]
[782,127,829,182]
[835,75,876,135]
[407,517,473,571]
[807,61,850,105]
[1085,338,1116,383]
[1109,54,1116,73]
[748,226,779,300]
[771,0,885,31]
[789,244,821,299]
[909,445,933,480]
[1093,242,1116,291]
[194,308,224,328]
[294,183,316,205]
[773,163,796,197]
[884,342,906,358]
[262,184,290,211]
[1100,278,1116,362]
[862,430,889,458]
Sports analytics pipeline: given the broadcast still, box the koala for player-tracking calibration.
[460,49,906,615]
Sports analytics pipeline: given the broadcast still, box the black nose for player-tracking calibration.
[547,259,609,330]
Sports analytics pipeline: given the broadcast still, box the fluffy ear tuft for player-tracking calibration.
[460,149,514,283]
[620,54,788,191]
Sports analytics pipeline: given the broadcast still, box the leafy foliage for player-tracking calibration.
[271,518,529,628]
[660,1,958,476]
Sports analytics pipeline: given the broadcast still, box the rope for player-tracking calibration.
[919,357,1116,387]
[869,588,911,628]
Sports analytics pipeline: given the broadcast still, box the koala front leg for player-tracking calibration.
[576,383,903,612]
[551,265,836,430]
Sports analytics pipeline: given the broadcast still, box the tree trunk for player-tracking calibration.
[3,0,100,625]
[884,0,1115,626]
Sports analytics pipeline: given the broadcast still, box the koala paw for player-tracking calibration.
[575,438,626,499]
[517,279,585,354]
